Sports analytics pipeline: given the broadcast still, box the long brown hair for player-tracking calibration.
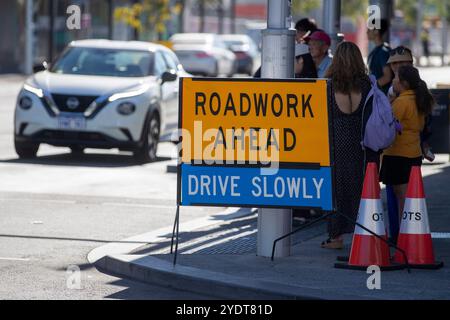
[398,65,434,115]
[325,41,368,94]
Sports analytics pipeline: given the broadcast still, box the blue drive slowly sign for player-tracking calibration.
[180,165,333,210]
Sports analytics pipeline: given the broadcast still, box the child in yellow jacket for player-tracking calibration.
[380,66,434,218]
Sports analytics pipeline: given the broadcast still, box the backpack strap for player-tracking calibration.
[360,76,376,150]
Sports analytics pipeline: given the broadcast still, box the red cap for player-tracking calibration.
[406,166,426,198]
[361,162,381,199]
[305,31,331,46]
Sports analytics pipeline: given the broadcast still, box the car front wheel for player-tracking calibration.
[134,113,160,163]
[211,61,219,77]
[14,138,39,159]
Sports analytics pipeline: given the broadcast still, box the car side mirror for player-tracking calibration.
[33,61,48,73]
[161,70,177,83]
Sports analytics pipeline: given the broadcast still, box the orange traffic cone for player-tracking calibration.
[335,163,404,270]
[393,166,443,269]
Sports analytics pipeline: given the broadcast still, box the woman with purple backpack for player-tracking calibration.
[380,65,435,217]
[321,42,380,249]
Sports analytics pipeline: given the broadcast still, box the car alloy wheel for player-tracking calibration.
[134,113,160,163]
[147,116,160,161]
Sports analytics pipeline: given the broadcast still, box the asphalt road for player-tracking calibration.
[0,75,219,299]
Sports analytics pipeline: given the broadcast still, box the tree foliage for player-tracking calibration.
[291,0,321,17]
[342,0,368,19]
[291,0,369,21]
[114,0,182,40]
[396,0,449,26]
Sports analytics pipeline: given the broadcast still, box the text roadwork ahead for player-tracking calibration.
[195,92,314,118]
[180,78,331,166]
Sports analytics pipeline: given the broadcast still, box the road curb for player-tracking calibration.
[95,253,368,300]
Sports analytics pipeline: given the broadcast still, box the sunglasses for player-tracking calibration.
[390,46,412,56]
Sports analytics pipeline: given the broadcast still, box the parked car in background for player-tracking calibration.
[219,34,260,76]
[170,33,236,77]
[14,40,189,162]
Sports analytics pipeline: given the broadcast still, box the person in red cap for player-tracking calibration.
[305,30,332,78]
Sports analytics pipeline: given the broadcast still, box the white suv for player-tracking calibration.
[14,40,188,162]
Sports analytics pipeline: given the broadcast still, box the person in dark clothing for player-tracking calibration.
[294,43,318,78]
[421,28,430,64]
[255,18,319,80]
[295,53,318,78]
[367,18,393,94]
[295,18,318,43]
[255,50,318,79]
[322,42,379,249]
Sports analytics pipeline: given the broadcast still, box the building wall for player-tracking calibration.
[0,0,130,74]
[0,1,25,73]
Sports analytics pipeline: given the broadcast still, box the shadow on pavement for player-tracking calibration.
[0,152,172,168]
[55,263,96,272]
[0,233,156,245]
[103,278,214,300]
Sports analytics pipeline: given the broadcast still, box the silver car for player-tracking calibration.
[220,34,260,76]
[170,33,236,77]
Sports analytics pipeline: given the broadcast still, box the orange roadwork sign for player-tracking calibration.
[180,78,331,166]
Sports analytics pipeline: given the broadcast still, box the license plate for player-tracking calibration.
[58,113,86,130]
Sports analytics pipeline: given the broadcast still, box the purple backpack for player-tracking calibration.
[361,75,401,152]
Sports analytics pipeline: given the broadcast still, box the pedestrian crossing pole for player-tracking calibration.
[257,0,295,258]
[25,0,34,75]
[322,0,342,53]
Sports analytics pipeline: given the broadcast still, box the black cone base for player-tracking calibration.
[334,262,406,271]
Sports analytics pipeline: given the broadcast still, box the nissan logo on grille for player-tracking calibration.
[66,97,80,110]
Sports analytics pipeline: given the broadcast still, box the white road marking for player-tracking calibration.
[0,198,76,205]
[101,202,176,209]
[0,257,31,262]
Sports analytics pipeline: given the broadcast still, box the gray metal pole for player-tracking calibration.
[257,0,295,258]
[230,0,236,34]
[108,0,113,40]
[25,0,34,74]
[415,0,425,63]
[441,4,448,66]
[369,0,392,40]
[49,0,55,62]
[322,0,341,53]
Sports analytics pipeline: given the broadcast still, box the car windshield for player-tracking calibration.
[50,47,155,77]
[223,40,245,47]
[172,38,209,45]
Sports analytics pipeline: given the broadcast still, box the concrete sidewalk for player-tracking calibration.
[90,155,450,300]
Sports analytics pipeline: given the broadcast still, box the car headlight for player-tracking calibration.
[108,86,149,102]
[23,84,44,98]
[19,96,33,110]
[117,102,136,115]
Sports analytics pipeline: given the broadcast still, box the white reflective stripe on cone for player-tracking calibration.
[399,198,430,234]
[354,199,386,236]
